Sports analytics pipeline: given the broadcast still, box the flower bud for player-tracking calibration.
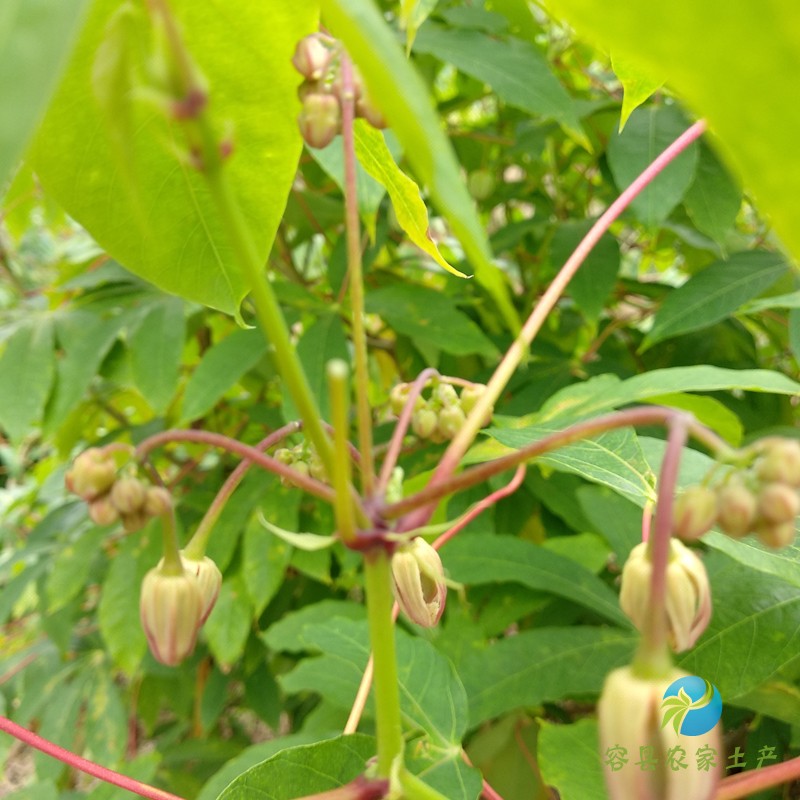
[389,383,410,416]
[433,382,459,408]
[298,92,341,149]
[308,452,326,482]
[291,34,333,81]
[88,495,120,526]
[754,519,796,549]
[620,540,711,653]
[715,481,757,538]
[181,553,222,623]
[437,404,466,440]
[110,476,147,515]
[140,565,204,666]
[599,666,722,800]
[391,537,447,627]
[459,383,487,415]
[757,482,800,524]
[755,439,800,487]
[355,88,387,129]
[672,487,717,540]
[66,448,116,500]
[412,406,438,439]
[122,509,150,533]
[144,486,172,517]
[274,447,294,465]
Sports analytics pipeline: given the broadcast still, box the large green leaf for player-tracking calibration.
[544,0,800,263]
[538,719,605,800]
[321,0,518,331]
[606,105,698,228]
[642,250,789,349]
[457,627,637,725]
[203,574,252,669]
[413,22,586,145]
[441,534,632,628]
[0,0,90,185]
[217,734,375,800]
[31,0,316,315]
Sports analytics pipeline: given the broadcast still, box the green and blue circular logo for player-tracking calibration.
[661,676,722,736]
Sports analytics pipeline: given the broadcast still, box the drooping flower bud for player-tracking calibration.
[671,486,717,540]
[298,92,341,149]
[715,481,757,538]
[391,537,447,627]
[88,495,120,526]
[755,439,800,487]
[459,383,488,415]
[757,482,800,524]
[65,448,116,500]
[620,540,711,653]
[754,519,796,549]
[433,382,459,408]
[355,87,387,129]
[181,553,222,622]
[389,383,411,416]
[110,476,147,515]
[140,564,204,666]
[599,666,722,800]
[144,486,172,517]
[412,406,438,439]
[291,34,333,81]
[437,404,466,440]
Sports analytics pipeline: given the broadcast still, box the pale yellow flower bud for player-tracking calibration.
[391,537,446,627]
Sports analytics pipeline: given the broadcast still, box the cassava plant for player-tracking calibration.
[1,2,800,800]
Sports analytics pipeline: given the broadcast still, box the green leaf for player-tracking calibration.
[441,534,632,628]
[790,308,800,362]
[642,250,788,350]
[284,314,349,422]
[0,0,90,184]
[277,617,468,746]
[538,719,604,800]
[34,673,86,781]
[401,0,439,53]
[611,52,664,132]
[606,105,698,228]
[683,140,742,245]
[46,525,104,612]
[321,0,518,331]
[703,530,800,590]
[31,0,316,315]
[262,599,366,652]
[550,221,619,321]
[544,0,800,264]
[413,23,587,146]
[641,392,743,446]
[83,671,128,768]
[127,297,185,414]
[180,327,268,423]
[458,627,637,725]
[366,283,498,359]
[203,574,252,669]
[406,744,483,800]
[98,522,161,675]
[258,515,336,551]
[217,734,375,800]
[0,315,55,442]
[734,682,800,727]
[354,121,465,278]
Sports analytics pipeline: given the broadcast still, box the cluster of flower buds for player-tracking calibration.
[391,537,447,627]
[598,666,721,800]
[65,448,172,532]
[140,550,222,666]
[672,438,800,549]
[620,539,712,653]
[390,381,493,444]
[291,32,387,150]
[274,442,326,486]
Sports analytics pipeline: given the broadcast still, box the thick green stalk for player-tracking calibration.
[159,511,183,575]
[363,548,404,776]
[328,360,357,546]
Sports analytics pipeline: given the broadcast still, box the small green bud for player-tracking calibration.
[389,383,410,416]
[433,382,459,408]
[437,404,466,440]
[298,92,341,149]
[671,486,717,540]
[391,537,446,627]
[291,33,333,81]
[140,565,204,666]
[88,495,120,527]
[467,169,496,201]
[110,476,147,515]
[308,452,326,482]
[620,540,711,652]
[757,482,800,524]
[755,439,800,487]
[274,448,294,465]
[412,407,438,439]
[66,448,116,500]
[715,481,757,538]
[144,486,172,517]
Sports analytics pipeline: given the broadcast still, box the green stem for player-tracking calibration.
[328,360,357,546]
[159,511,183,575]
[340,55,375,496]
[363,548,404,776]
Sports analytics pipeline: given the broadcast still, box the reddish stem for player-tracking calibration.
[716,755,800,799]
[0,715,185,800]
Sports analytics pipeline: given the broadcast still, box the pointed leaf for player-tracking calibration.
[611,52,664,131]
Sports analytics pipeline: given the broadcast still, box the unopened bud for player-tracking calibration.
[309,453,326,482]
[291,34,333,81]
[672,486,717,540]
[355,89,387,129]
[757,482,800,524]
[110,476,147,514]
[755,439,800,487]
[715,481,757,538]
[437,404,466,440]
[274,447,294,465]
[620,540,711,653]
[66,448,116,500]
[144,486,172,517]
[88,495,120,526]
[599,666,722,800]
[122,509,150,533]
[391,537,446,627]
[140,565,204,666]
[181,553,222,623]
[433,382,459,407]
[459,383,487,415]
[389,383,410,416]
[412,407,438,439]
[298,92,341,149]
[755,519,796,549]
